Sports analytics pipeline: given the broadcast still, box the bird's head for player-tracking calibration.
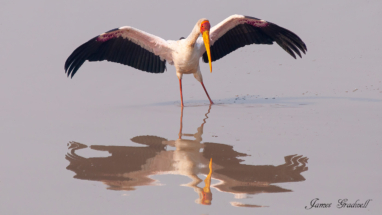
[200,20,212,72]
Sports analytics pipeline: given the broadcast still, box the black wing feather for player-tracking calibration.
[65,30,166,78]
[203,17,307,63]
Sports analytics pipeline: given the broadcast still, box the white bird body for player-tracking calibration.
[171,40,204,82]
[172,40,200,72]
[65,15,307,106]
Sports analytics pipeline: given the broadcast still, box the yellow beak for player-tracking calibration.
[202,30,212,72]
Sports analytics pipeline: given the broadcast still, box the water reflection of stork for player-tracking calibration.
[66,106,308,206]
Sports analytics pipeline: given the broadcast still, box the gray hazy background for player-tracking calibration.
[1,0,381,214]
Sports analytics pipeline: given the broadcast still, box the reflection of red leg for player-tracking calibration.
[201,82,214,105]
[179,79,184,107]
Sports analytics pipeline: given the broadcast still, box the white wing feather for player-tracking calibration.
[98,26,174,64]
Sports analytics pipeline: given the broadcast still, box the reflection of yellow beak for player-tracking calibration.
[202,30,212,72]
[203,158,213,193]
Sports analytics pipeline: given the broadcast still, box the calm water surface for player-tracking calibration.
[65,106,308,207]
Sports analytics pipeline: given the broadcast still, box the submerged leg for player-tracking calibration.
[201,82,214,105]
[179,78,184,107]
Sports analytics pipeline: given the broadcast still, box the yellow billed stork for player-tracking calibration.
[65,15,307,107]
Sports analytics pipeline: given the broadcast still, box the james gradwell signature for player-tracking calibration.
[305,198,372,210]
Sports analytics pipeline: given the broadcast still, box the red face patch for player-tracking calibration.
[200,20,210,33]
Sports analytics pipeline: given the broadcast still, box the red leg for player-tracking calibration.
[178,106,184,139]
[201,82,214,105]
[179,78,184,107]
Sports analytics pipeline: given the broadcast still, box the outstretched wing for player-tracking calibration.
[199,15,307,63]
[65,27,174,78]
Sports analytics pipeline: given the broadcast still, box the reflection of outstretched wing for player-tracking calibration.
[131,135,167,149]
[65,142,88,164]
[65,140,167,191]
[277,154,309,178]
[202,142,249,166]
[202,144,308,194]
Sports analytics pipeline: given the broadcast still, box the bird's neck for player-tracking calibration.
[185,24,200,47]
